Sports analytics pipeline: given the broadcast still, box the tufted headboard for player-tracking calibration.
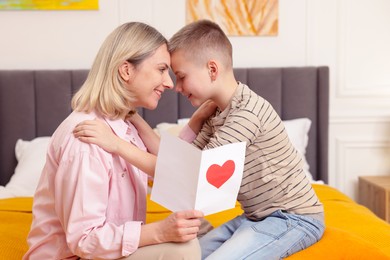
[0,67,329,186]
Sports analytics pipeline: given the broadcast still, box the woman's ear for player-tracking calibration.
[119,61,134,82]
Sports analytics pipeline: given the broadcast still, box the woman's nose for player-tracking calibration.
[163,72,174,89]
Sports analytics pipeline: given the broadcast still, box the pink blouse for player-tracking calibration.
[24,111,148,260]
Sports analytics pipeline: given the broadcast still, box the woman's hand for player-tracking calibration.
[157,210,203,242]
[140,210,204,246]
[73,119,119,153]
[188,100,217,134]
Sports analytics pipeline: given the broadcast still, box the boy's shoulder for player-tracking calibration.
[238,82,263,96]
[235,82,267,106]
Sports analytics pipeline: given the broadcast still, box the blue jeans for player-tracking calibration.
[199,210,325,260]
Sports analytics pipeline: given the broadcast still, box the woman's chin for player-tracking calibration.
[144,101,159,110]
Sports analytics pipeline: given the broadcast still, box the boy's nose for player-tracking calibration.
[174,83,183,93]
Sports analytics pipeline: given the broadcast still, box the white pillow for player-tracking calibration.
[155,118,191,136]
[0,136,51,199]
[282,118,313,182]
[155,122,184,136]
[155,117,315,182]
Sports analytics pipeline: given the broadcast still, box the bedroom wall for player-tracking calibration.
[1,0,389,201]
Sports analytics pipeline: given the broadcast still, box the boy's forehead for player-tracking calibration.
[171,49,184,60]
[171,50,209,73]
[171,50,202,66]
[170,52,187,71]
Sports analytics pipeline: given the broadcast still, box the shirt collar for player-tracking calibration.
[100,115,129,140]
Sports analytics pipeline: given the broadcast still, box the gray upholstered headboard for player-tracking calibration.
[0,67,329,186]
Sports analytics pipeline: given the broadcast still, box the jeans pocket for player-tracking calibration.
[251,211,295,239]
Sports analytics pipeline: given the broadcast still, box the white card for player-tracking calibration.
[151,131,246,216]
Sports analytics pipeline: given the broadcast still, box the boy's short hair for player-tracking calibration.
[169,20,233,69]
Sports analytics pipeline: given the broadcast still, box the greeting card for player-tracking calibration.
[151,132,246,215]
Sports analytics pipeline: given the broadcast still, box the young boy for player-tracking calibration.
[168,20,325,259]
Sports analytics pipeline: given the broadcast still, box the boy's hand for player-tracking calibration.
[73,119,119,153]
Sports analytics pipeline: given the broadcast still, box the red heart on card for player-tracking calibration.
[206,160,235,188]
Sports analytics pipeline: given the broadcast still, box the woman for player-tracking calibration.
[24,22,203,260]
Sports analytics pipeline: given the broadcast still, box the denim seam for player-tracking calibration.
[280,233,308,259]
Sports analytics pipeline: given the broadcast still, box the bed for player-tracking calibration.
[1,67,390,259]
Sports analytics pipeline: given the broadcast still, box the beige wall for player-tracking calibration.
[1,0,390,200]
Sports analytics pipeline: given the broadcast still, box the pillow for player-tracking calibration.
[0,137,51,199]
[282,118,313,182]
[155,117,317,183]
[155,122,185,136]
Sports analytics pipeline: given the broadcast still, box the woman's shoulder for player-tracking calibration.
[50,111,108,158]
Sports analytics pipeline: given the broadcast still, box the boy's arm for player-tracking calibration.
[109,137,157,177]
[187,100,217,134]
[193,109,260,150]
[73,119,157,177]
[179,100,217,145]
[129,113,160,155]
[178,124,198,143]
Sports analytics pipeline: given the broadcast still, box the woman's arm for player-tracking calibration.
[73,119,157,177]
[56,138,202,258]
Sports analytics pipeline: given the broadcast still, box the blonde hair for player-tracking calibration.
[72,22,167,119]
[168,20,233,69]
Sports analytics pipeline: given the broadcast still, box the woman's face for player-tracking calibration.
[127,44,173,110]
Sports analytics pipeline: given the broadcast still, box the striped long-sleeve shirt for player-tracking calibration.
[192,82,323,220]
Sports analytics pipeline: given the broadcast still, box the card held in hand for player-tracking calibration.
[151,131,246,216]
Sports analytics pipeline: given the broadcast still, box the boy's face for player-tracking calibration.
[170,50,214,107]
